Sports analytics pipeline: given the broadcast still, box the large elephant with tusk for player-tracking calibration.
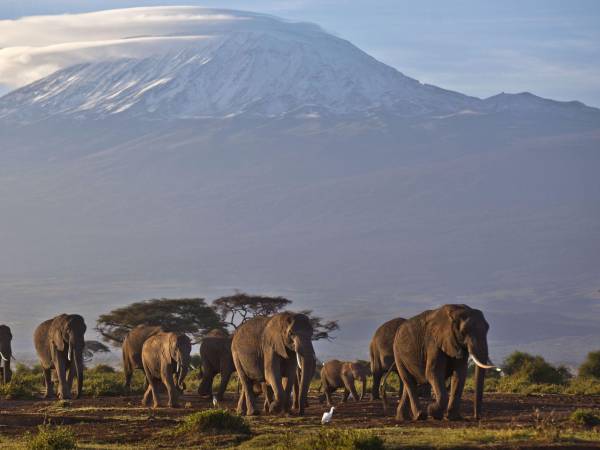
[232,312,316,416]
[34,314,87,399]
[0,325,13,384]
[384,304,496,421]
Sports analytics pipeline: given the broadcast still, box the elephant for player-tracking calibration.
[369,317,405,400]
[197,329,235,401]
[33,314,87,399]
[318,359,370,406]
[0,325,13,384]
[141,331,191,408]
[122,325,163,391]
[231,312,316,416]
[386,304,496,421]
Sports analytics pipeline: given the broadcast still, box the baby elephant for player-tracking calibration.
[319,359,370,407]
[141,331,191,408]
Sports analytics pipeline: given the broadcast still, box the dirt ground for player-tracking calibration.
[1,391,599,448]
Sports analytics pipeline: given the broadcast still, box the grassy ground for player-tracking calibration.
[1,368,599,449]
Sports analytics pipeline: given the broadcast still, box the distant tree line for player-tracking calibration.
[95,292,339,347]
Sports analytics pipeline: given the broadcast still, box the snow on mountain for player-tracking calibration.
[1,7,599,363]
[0,8,483,121]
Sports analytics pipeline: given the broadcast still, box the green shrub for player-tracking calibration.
[579,351,600,379]
[26,424,77,450]
[177,410,251,435]
[299,429,384,450]
[84,369,145,397]
[566,376,600,395]
[0,373,40,399]
[502,351,571,384]
[87,364,115,374]
[570,409,600,427]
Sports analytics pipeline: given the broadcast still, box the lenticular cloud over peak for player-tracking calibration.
[0,6,324,91]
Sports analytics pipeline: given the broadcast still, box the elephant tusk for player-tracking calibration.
[0,352,7,362]
[470,354,498,370]
[177,362,181,374]
[190,364,197,370]
[67,343,72,361]
[296,353,302,368]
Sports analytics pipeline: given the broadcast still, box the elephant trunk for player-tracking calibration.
[297,346,315,416]
[474,365,485,420]
[177,355,189,390]
[468,341,491,419]
[74,345,84,398]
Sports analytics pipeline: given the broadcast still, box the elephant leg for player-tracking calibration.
[371,367,383,400]
[447,364,467,420]
[161,366,179,408]
[264,360,285,414]
[324,385,335,407]
[217,370,232,402]
[237,384,247,415]
[427,367,448,420]
[66,364,74,394]
[237,371,257,416]
[397,385,411,421]
[124,370,132,392]
[262,383,272,413]
[55,356,70,400]
[198,369,215,397]
[342,373,360,402]
[396,363,425,421]
[42,367,55,399]
[141,383,153,407]
[282,365,296,413]
[342,388,350,402]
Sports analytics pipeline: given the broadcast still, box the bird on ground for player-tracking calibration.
[321,406,335,424]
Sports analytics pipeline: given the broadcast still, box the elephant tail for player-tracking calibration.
[380,362,396,414]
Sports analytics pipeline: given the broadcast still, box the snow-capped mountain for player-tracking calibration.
[1,7,599,365]
[0,32,480,120]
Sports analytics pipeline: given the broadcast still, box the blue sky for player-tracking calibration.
[1,0,599,106]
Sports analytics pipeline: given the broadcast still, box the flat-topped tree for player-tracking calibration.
[212,292,338,340]
[96,298,222,346]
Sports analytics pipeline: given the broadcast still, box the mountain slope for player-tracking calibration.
[0,7,599,364]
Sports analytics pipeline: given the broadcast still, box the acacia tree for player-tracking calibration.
[297,309,339,341]
[96,298,222,346]
[83,340,110,362]
[212,292,292,329]
[212,292,339,340]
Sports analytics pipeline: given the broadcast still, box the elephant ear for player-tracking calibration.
[168,333,178,360]
[51,315,68,352]
[429,305,468,359]
[264,313,293,358]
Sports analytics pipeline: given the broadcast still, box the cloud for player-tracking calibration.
[0,6,311,91]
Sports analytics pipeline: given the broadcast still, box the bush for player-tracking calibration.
[84,370,144,397]
[502,351,571,385]
[300,429,384,450]
[177,410,251,435]
[87,364,115,374]
[26,424,77,450]
[0,373,40,399]
[570,409,600,427]
[565,376,600,395]
[579,351,600,379]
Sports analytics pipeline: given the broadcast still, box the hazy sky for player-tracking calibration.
[1,0,599,105]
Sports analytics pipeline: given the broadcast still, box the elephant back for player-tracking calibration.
[33,318,55,367]
[370,317,405,368]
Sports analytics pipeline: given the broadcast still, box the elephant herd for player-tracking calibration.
[0,303,496,422]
